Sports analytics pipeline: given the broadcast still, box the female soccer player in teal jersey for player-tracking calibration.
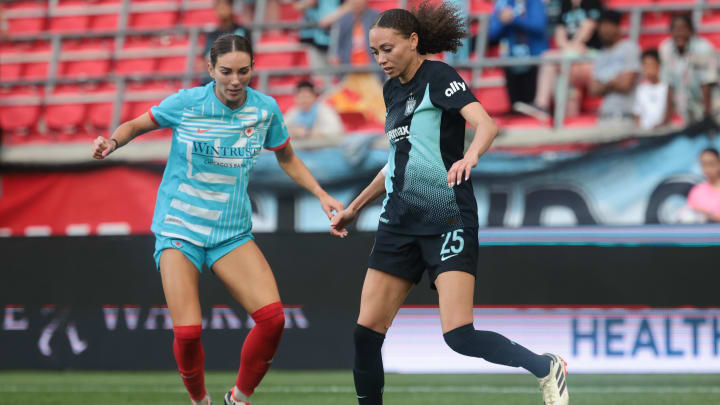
[92,34,343,405]
[330,3,570,405]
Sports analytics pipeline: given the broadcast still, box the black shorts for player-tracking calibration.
[368,227,478,288]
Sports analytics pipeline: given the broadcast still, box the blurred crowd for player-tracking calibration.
[201,0,720,132]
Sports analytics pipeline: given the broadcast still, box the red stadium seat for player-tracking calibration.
[368,0,399,12]
[0,87,42,134]
[125,81,178,125]
[156,36,191,74]
[182,8,217,27]
[643,12,672,29]
[701,11,720,26]
[638,33,668,51]
[45,85,88,132]
[473,87,511,116]
[606,0,653,7]
[49,1,89,33]
[59,40,112,79]
[129,11,178,29]
[0,43,24,82]
[279,2,302,21]
[254,50,308,69]
[581,95,603,114]
[22,41,52,81]
[271,93,295,113]
[89,0,122,31]
[5,1,47,35]
[87,83,126,131]
[469,0,493,14]
[115,37,157,76]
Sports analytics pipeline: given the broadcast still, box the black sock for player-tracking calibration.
[353,324,385,405]
[443,323,551,378]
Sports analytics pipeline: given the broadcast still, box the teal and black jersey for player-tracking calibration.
[379,60,479,235]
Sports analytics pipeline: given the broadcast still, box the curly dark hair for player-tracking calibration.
[372,0,468,55]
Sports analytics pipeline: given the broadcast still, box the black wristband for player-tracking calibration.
[111,138,119,150]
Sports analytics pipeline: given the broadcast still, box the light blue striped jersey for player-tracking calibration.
[149,82,290,247]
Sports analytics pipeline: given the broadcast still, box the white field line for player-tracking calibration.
[0,385,719,395]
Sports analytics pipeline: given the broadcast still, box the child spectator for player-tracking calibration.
[634,49,670,130]
[285,81,344,139]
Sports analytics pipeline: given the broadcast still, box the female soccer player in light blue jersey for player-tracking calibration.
[91,34,343,405]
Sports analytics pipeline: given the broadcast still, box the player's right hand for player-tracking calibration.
[330,208,357,238]
[91,136,116,159]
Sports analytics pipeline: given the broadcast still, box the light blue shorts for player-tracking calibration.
[153,233,255,273]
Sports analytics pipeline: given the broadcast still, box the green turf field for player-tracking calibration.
[1,371,719,404]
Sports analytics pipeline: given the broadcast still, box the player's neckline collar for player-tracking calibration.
[399,59,427,87]
[210,82,250,113]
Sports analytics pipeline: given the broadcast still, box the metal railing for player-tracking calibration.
[3,1,720,132]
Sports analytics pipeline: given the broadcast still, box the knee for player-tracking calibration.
[354,324,385,353]
[443,323,477,357]
[252,302,285,335]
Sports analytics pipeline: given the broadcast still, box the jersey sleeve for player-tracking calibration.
[428,63,478,113]
[149,91,186,128]
[264,100,291,151]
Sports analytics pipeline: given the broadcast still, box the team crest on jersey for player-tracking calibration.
[244,127,255,137]
[405,95,416,116]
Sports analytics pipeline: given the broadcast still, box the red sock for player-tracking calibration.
[236,302,285,396]
[173,325,206,402]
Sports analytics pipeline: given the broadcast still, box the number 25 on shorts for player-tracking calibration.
[440,229,464,261]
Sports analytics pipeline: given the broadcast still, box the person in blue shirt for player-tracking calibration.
[488,0,548,108]
[91,34,343,405]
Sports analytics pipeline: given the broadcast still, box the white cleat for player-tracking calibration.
[224,389,250,405]
[191,394,212,405]
[538,353,569,405]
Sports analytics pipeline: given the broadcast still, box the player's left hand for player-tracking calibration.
[447,154,479,187]
[319,194,344,220]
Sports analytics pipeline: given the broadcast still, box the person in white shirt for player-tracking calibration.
[634,49,670,130]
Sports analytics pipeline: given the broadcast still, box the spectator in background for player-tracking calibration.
[204,0,251,60]
[325,0,379,67]
[687,148,720,222]
[488,0,548,108]
[660,14,718,125]
[514,0,602,121]
[634,49,670,130]
[285,81,344,139]
[589,9,639,121]
[325,0,385,125]
[297,0,340,51]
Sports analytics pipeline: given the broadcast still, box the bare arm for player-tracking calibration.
[590,72,638,96]
[554,25,569,49]
[91,112,158,159]
[663,87,674,125]
[446,102,498,187]
[274,143,344,218]
[570,19,597,48]
[702,83,714,117]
